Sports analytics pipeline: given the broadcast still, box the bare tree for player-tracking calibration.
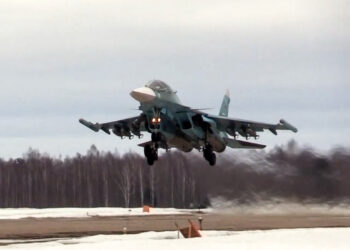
[0,141,349,208]
[138,161,144,206]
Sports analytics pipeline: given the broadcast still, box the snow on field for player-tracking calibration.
[0,207,202,220]
[1,228,350,250]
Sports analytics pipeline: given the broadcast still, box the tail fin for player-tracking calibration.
[219,89,230,117]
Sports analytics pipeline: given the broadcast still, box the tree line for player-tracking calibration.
[0,140,349,208]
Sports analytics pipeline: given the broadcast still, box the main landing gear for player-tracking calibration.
[203,143,216,166]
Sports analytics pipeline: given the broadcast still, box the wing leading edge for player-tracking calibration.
[207,114,297,137]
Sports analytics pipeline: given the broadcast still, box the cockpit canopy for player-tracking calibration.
[147,80,173,92]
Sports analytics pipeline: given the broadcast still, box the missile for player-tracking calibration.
[121,127,132,138]
[280,119,298,133]
[269,128,278,135]
[79,118,100,132]
[112,125,122,136]
[247,128,257,138]
[101,126,111,135]
[226,128,237,138]
[131,122,142,137]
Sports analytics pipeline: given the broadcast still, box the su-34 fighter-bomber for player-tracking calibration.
[79,80,297,166]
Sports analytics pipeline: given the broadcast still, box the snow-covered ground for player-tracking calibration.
[2,202,350,220]
[0,207,204,220]
[1,228,349,250]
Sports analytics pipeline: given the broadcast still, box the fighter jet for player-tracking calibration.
[79,80,297,166]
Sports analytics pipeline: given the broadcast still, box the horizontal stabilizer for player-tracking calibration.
[224,138,266,149]
[138,141,169,150]
[79,118,100,132]
[138,141,151,147]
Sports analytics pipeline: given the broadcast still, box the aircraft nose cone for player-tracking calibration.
[130,87,156,102]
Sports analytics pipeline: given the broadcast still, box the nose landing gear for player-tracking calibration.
[203,143,216,166]
[151,132,162,142]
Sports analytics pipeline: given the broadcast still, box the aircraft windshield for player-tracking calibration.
[148,80,173,92]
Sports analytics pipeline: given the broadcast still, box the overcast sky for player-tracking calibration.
[0,0,349,158]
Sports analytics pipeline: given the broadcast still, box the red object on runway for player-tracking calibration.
[177,220,202,238]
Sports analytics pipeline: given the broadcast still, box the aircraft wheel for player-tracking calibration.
[146,147,158,165]
[147,156,154,165]
[208,153,216,166]
[144,144,152,158]
[203,144,213,161]
[153,150,158,161]
[203,151,210,161]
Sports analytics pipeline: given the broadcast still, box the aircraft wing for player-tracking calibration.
[79,115,146,138]
[207,114,297,136]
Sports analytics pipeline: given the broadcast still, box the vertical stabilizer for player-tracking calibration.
[219,89,230,117]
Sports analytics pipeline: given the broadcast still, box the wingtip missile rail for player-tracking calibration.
[79,118,101,132]
[280,119,298,133]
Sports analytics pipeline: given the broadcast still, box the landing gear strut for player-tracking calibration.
[203,143,216,166]
[144,144,158,166]
[151,132,161,142]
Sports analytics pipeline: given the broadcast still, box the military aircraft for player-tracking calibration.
[79,80,297,166]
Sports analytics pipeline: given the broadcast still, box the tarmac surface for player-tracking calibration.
[1,212,350,240]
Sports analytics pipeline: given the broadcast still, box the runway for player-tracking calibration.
[1,212,350,240]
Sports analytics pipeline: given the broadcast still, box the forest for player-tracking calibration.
[0,140,349,208]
